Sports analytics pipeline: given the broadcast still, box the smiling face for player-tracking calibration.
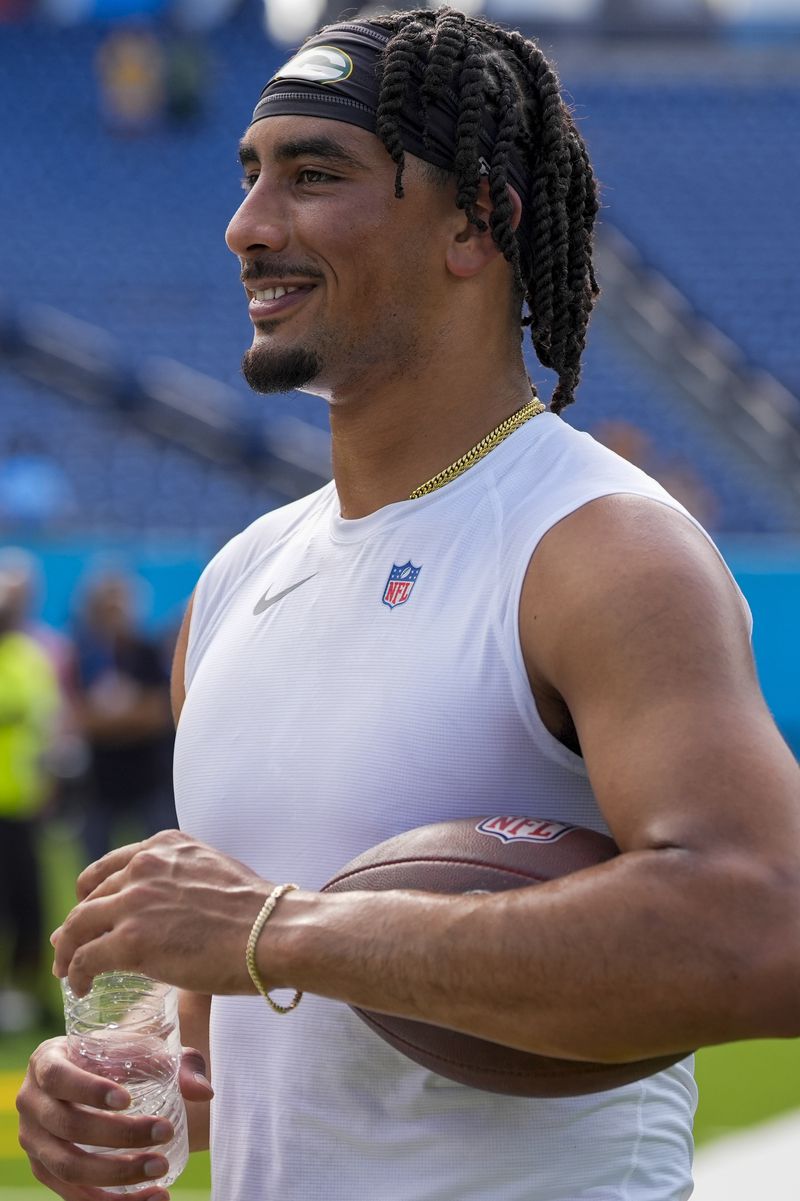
[225,115,461,403]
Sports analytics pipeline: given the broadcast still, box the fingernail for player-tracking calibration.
[106,1089,129,1109]
[144,1158,167,1178]
[194,1071,212,1089]
[151,1120,172,1142]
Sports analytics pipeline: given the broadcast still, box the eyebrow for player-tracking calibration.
[237,134,368,171]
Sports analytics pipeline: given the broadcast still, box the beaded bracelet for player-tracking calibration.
[245,883,303,1014]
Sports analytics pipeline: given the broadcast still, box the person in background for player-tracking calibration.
[0,564,59,1034]
[72,572,175,864]
[95,24,167,135]
[0,547,80,721]
[0,547,87,810]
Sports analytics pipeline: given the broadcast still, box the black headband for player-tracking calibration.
[251,21,532,208]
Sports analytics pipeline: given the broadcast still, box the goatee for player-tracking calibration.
[241,343,322,394]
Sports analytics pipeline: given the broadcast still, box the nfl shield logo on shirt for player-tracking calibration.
[382,562,422,609]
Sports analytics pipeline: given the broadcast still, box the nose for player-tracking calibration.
[225,181,290,259]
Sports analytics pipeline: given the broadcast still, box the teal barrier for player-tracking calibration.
[721,539,800,756]
[4,534,799,757]
[4,534,212,635]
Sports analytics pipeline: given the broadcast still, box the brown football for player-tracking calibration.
[321,816,688,1096]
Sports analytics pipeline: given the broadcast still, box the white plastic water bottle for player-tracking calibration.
[62,972,189,1193]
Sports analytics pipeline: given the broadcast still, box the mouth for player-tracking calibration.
[247,283,318,322]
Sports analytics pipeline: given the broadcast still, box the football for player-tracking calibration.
[321,816,689,1096]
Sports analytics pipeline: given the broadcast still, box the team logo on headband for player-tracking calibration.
[273,45,354,86]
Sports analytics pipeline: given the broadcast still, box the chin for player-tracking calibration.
[241,343,322,395]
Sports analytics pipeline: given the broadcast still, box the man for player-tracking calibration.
[0,563,58,1032]
[17,9,800,1201]
[72,571,175,864]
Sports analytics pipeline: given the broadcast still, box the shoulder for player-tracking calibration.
[170,482,335,723]
[8,631,56,670]
[1,633,58,701]
[495,414,683,551]
[521,492,751,707]
[195,484,334,614]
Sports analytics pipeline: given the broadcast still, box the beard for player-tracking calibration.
[241,340,322,394]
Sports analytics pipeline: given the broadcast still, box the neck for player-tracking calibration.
[325,353,534,519]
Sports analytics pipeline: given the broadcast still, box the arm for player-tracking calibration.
[78,635,178,742]
[77,690,172,741]
[256,496,800,1060]
[52,506,800,1061]
[178,989,212,1152]
[170,592,194,726]
[171,594,214,1154]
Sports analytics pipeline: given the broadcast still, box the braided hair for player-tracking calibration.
[366,7,600,414]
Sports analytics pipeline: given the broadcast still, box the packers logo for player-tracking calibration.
[273,45,354,86]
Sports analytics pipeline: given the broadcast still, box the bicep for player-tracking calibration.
[521,496,800,858]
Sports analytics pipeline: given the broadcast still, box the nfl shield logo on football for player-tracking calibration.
[382,561,422,609]
[476,816,574,844]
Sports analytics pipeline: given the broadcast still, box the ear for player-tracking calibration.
[445,177,524,280]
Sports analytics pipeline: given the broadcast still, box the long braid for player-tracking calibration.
[368,7,600,412]
[452,36,490,233]
[421,8,466,146]
[375,20,429,199]
[487,76,523,290]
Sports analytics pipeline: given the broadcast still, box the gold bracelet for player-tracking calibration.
[245,883,303,1014]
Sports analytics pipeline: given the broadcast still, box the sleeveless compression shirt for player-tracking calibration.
[175,413,750,1201]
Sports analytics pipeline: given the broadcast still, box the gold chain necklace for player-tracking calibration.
[408,397,546,499]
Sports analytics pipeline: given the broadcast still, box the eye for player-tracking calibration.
[240,172,259,192]
[297,169,337,185]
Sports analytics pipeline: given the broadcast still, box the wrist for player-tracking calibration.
[252,887,324,993]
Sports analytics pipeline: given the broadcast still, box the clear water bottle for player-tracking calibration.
[62,972,189,1193]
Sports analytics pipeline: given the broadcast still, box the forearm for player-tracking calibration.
[178,990,212,1152]
[261,849,800,1062]
[80,694,170,740]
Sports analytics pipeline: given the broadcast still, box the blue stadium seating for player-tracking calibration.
[0,367,282,542]
[1,8,797,533]
[573,79,800,400]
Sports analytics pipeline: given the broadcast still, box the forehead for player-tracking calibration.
[240,115,388,168]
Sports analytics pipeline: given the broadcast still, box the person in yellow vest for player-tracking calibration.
[0,565,58,1033]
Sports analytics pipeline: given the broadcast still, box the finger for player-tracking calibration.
[76,842,145,902]
[52,897,120,984]
[28,1044,132,1111]
[52,868,128,956]
[64,930,135,999]
[28,1155,171,1201]
[178,1048,214,1102]
[22,1127,170,1190]
[37,1095,176,1151]
[78,865,130,907]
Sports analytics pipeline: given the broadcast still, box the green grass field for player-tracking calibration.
[2,823,799,1195]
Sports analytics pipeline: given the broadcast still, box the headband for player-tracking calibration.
[251,21,532,209]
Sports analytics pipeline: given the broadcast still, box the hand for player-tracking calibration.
[16,1036,214,1200]
[51,829,274,996]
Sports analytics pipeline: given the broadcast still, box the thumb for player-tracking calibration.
[179,1047,214,1101]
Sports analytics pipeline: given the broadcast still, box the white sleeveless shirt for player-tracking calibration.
[175,413,745,1201]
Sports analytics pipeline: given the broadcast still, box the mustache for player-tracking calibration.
[240,259,324,284]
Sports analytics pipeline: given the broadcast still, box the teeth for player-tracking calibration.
[254,285,301,301]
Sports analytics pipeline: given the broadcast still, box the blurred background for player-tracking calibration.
[1,0,799,1196]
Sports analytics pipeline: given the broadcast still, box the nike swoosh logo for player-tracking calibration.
[253,573,317,616]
